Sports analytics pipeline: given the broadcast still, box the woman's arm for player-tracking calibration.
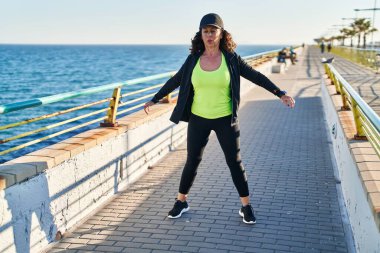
[144,56,189,114]
[238,55,286,98]
[151,57,188,103]
[238,55,295,108]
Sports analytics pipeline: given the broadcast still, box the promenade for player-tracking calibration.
[47,47,352,253]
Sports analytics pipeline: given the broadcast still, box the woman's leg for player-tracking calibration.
[214,117,256,224]
[178,114,211,200]
[214,117,250,205]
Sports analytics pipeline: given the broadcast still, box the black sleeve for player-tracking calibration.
[151,56,189,103]
[238,55,286,98]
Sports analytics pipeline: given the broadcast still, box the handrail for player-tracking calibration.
[324,62,380,156]
[0,98,111,131]
[328,64,380,131]
[337,45,380,52]
[0,49,282,161]
[0,49,285,115]
[0,71,176,114]
[331,46,379,70]
[242,49,281,60]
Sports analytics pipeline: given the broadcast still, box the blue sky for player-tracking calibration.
[0,0,378,45]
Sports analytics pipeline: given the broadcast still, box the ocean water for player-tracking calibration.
[0,44,284,163]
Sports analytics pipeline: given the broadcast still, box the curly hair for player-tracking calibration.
[190,29,237,55]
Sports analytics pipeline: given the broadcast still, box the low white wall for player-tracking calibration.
[321,78,380,252]
[0,110,187,253]
[0,56,282,253]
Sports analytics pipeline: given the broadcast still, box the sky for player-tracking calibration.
[0,0,378,45]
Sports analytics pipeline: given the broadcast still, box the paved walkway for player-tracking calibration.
[47,47,352,253]
[323,48,380,116]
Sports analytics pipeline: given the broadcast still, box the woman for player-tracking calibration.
[144,13,295,224]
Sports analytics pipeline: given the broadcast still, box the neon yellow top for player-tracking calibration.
[191,54,232,119]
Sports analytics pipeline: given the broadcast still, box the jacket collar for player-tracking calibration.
[221,48,236,62]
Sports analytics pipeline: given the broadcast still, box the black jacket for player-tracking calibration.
[151,49,285,125]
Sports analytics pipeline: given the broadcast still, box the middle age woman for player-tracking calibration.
[144,13,295,224]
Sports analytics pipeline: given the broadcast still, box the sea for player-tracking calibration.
[0,44,285,163]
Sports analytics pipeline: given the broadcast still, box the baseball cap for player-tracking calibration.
[199,13,224,30]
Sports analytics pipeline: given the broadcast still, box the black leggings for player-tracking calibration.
[179,113,249,197]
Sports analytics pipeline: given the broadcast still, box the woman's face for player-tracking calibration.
[201,26,222,47]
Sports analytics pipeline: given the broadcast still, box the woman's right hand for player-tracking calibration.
[144,101,155,114]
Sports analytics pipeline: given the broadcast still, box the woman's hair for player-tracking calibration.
[190,29,236,54]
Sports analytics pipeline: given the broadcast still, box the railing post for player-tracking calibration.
[160,74,174,103]
[161,93,172,103]
[325,65,340,93]
[339,82,350,111]
[100,87,121,127]
[327,66,333,87]
[351,98,367,140]
[333,74,341,94]
[324,64,329,75]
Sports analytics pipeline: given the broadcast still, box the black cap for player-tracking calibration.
[199,13,224,30]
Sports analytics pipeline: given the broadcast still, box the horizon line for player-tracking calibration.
[0,43,290,46]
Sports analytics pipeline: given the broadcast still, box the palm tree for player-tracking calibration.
[342,28,356,47]
[335,35,345,46]
[313,37,325,44]
[340,28,351,46]
[351,18,370,48]
[363,27,377,48]
[329,36,339,45]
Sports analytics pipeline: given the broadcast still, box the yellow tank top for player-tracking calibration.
[191,54,232,119]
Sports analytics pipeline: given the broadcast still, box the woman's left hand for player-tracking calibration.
[280,95,295,108]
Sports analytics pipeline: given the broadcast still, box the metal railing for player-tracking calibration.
[331,46,380,71]
[0,50,282,161]
[324,63,380,156]
[244,49,279,66]
[0,72,178,158]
